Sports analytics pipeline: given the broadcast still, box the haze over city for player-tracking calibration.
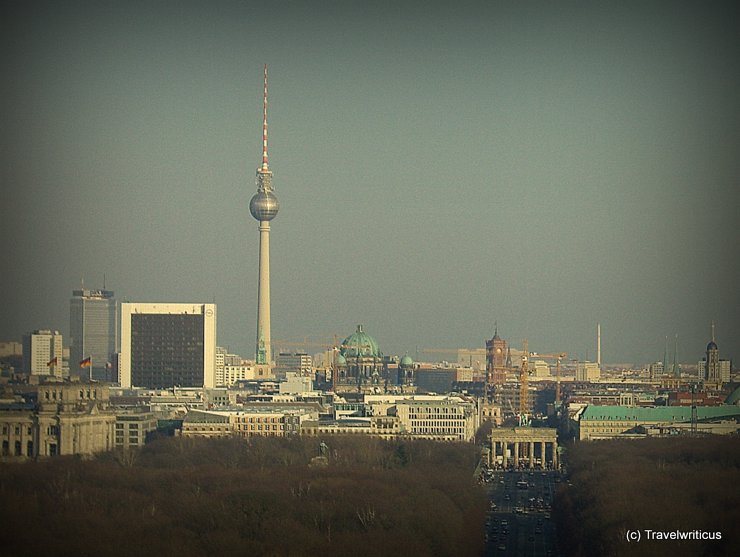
[2,0,738,365]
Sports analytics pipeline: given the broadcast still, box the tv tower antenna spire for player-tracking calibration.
[260,63,270,173]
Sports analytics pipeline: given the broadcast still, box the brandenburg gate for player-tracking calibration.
[489,427,558,469]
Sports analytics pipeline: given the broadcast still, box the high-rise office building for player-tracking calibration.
[119,303,216,389]
[69,288,118,380]
[22,329,64,378]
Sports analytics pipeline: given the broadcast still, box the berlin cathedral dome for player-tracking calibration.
[335,324,384,392]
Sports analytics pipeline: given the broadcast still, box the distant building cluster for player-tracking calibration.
[178,393,479,442]
[2,293,738,463]
[3,66,737,464]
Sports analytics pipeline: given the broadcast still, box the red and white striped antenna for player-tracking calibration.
[261,63,269,171]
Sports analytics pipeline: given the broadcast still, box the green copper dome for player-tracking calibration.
[335,353,347,365]
[399,354,414,367]
[341,324,381,359]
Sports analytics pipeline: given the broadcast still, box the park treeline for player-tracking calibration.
[554,436,740,557]
[0,436,486,557]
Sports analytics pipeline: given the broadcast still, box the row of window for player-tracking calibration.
[2,425,32,436]
[412,428,464,435]
[408,408,462,416]
[409,414,464,421]
[3,425,62,437]
[115,434,141,442]
[237,424,284,431]
[236,416,284,424]
[1,440,33,456]
[410,420,466,428]
[42,389,99,401]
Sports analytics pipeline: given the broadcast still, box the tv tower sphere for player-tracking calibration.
[250,190,279,221]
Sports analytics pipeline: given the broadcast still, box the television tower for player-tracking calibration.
[249,64,279,364]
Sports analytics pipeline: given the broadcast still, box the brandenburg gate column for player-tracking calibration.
[540,442,545,467]
[513,441,519,467]
[528,443,534,468]
[502,441,508,468]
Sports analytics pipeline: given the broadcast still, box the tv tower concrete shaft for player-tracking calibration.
[256,221,272,363]
[249,64,279,364]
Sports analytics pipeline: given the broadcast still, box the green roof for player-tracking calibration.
[581,405,740,422]
[341,324,381,359]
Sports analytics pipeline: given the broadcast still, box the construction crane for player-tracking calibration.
[529,352,568,360]
[545,353,569,404]
[272,334,345,353]
[420,348,460,355]
[526,351,568,404]
[419,348,462,364]
[519,339,529,417]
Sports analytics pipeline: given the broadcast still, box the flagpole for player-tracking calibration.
[89,356,92,382]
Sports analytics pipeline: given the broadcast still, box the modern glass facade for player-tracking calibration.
[130,313,204,389]
[69,289,118,381]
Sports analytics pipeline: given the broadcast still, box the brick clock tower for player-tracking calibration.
[486,326,508,385]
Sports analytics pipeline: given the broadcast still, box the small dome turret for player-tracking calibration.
[399,354,414,368]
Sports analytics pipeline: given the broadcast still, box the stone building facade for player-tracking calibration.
[1,383,116,460]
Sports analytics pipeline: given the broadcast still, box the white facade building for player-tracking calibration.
[22,330,64,378]
[532,360,551,378]
[698,359,731,384]
[215,346,227,387]
[279,372,313,394]
[576,361,600,382]
[365,394,479,442]
[223,363,258,385]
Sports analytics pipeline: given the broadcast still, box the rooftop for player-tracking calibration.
[581,405,740,422]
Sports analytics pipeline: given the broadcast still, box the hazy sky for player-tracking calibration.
[2,0,738,365]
